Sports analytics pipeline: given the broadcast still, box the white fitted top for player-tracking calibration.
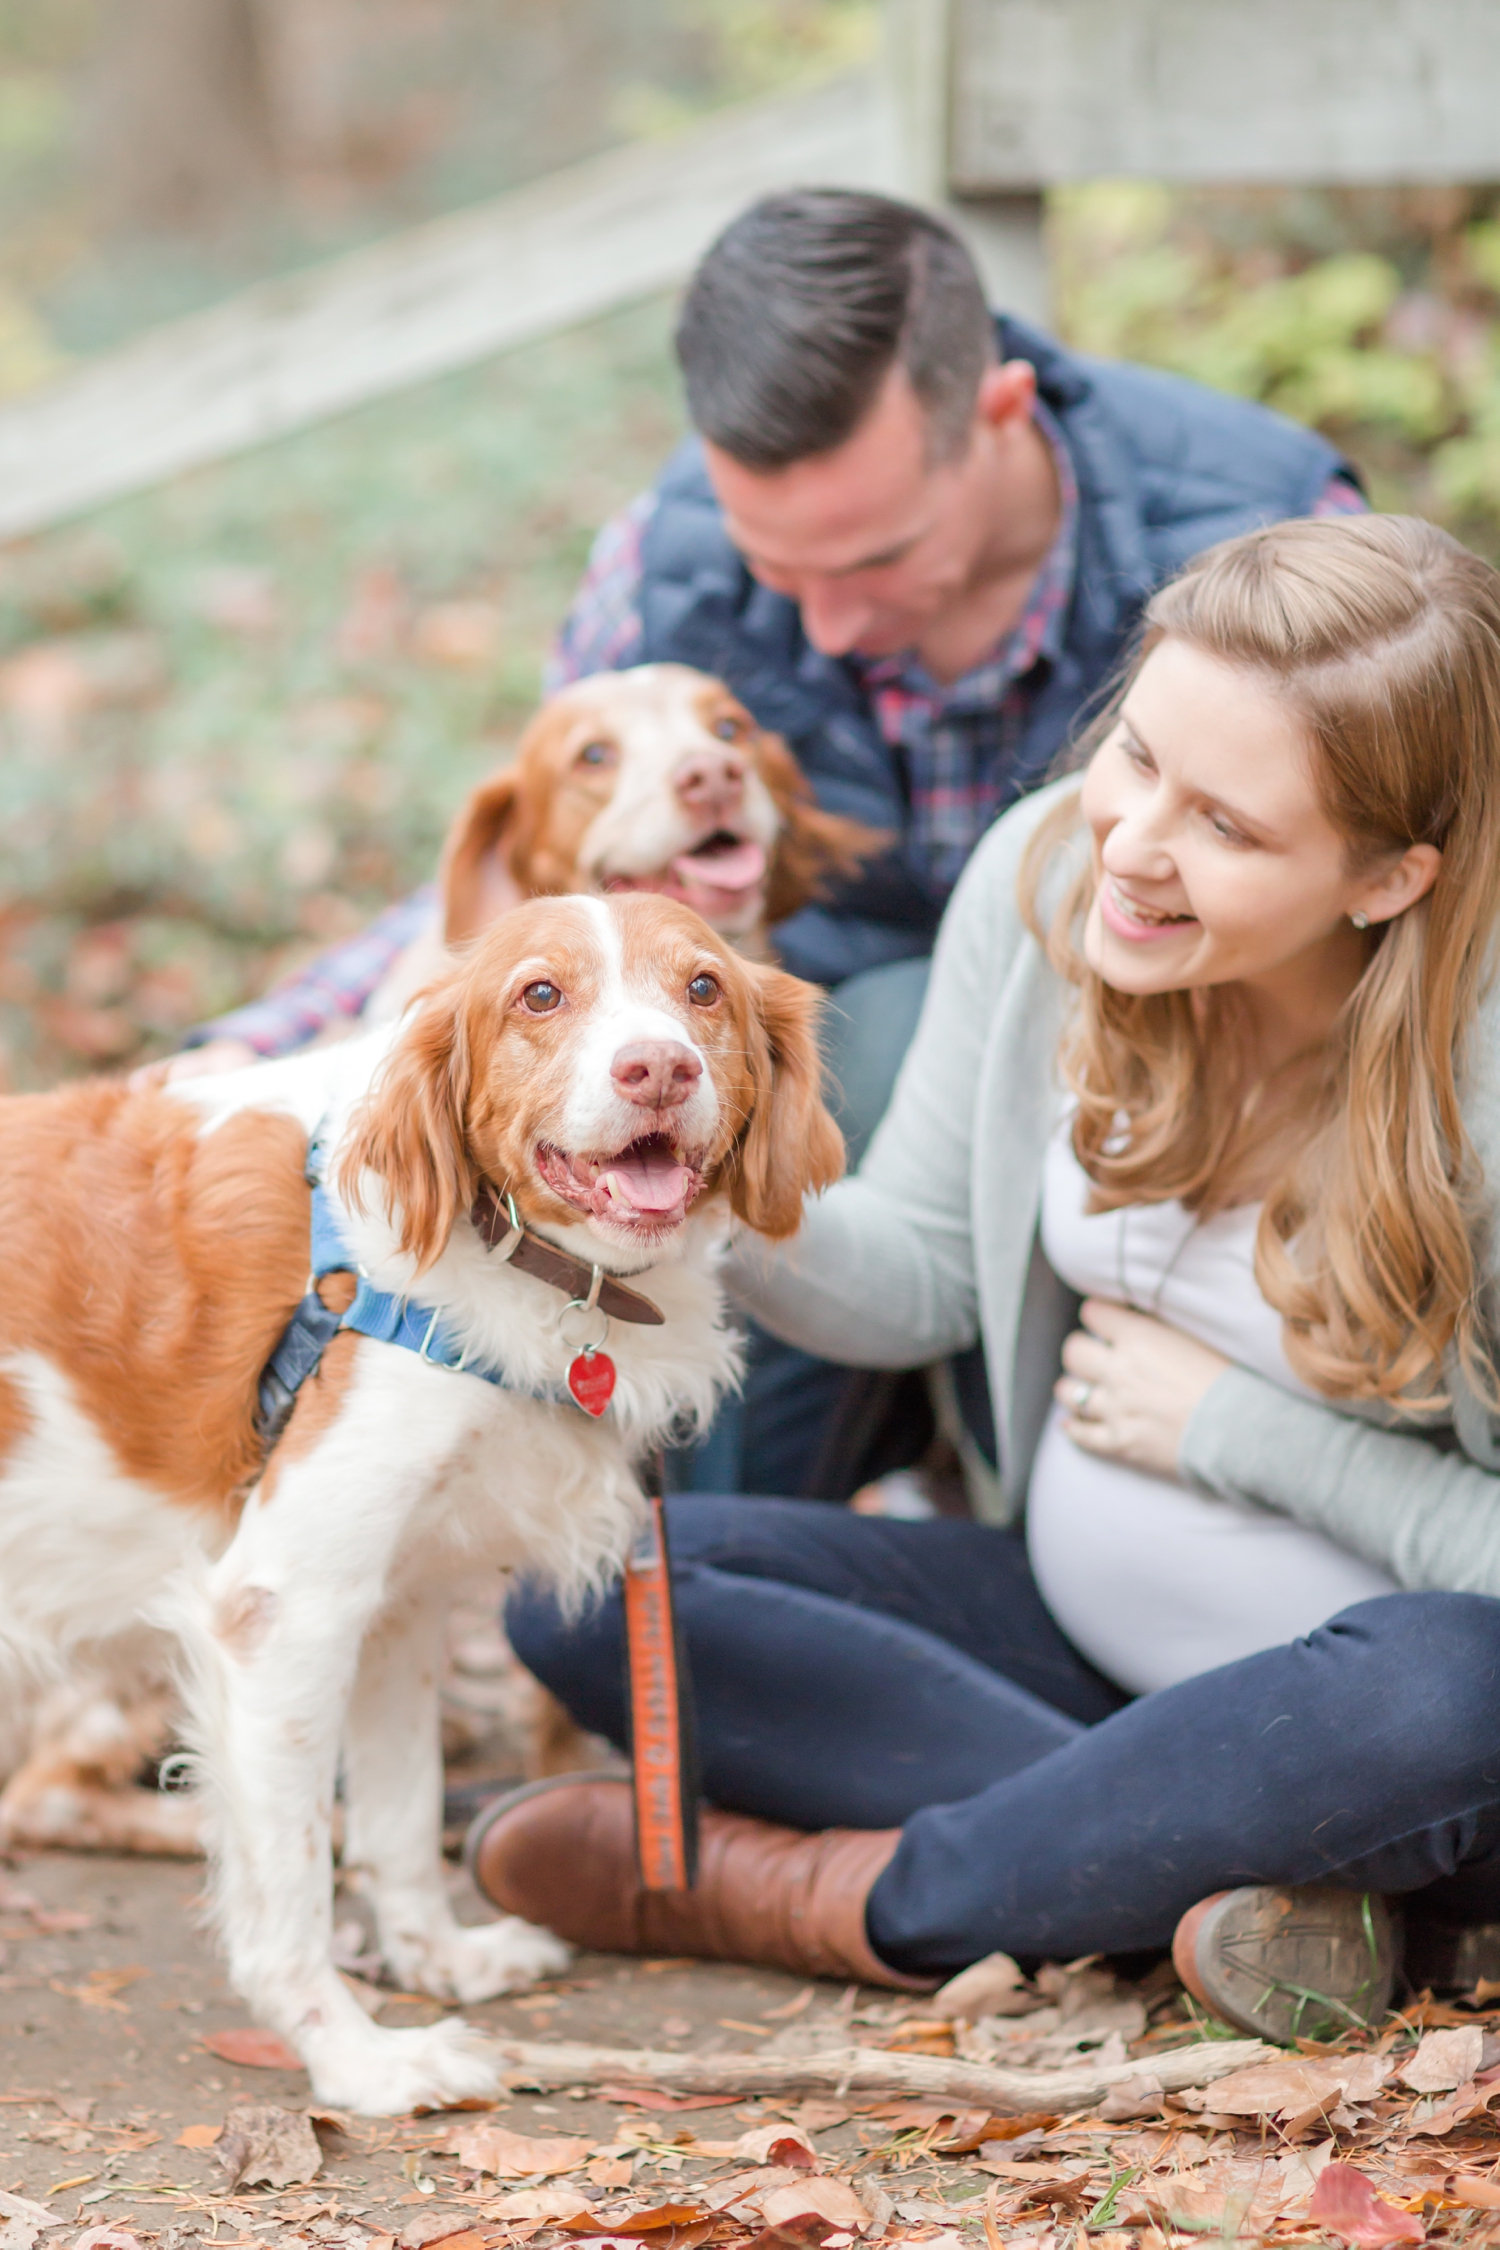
[1027,1123,1395,1694]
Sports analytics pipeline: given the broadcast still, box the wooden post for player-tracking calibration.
[884,0,1050,322]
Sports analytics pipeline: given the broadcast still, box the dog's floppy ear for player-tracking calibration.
[753,728,891,926]
[335,972,476,1272]
[439,770,523,947]
[729,963,845,1240]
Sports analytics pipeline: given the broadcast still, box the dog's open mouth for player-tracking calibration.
[535,1133,706,1232]
[604,831,768,921]
[670,831,767,904]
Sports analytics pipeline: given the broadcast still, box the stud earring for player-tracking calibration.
[1350,910,1370,930]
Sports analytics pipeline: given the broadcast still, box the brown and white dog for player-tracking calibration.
[366,663,878,1019]
[0,665,867,1856]
[0,893,841,2112]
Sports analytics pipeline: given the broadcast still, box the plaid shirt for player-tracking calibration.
[196,437,1365,1056]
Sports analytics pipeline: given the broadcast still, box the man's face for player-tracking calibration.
[702,364,993,662]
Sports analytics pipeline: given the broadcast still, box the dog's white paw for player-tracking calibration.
[301,2014,503,2116]
[388,1915,572,2004]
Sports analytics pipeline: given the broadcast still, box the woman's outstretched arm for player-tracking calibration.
[729,783,1073,1369]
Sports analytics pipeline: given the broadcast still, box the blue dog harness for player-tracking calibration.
[254,1160,664,1452]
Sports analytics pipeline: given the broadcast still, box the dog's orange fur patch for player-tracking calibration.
[0,1085,310,1513]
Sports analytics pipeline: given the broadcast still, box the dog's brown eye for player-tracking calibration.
[576,740,616,769]
[521,981,562,1013]
[687,973,720,1007]
[712,716,740,743]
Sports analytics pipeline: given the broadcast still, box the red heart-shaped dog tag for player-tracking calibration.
[567,1349,617,1417]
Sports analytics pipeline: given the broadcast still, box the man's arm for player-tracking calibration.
[544,492,654,687]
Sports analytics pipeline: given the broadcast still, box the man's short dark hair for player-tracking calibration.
[675,189,994,474]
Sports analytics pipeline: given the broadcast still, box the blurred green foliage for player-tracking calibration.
[1052,182,1500,554]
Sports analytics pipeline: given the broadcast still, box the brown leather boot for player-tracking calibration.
[465,1772,931,1989]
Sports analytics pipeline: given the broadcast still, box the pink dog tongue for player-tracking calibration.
[601,1143,688,1212]
[672,840,766,897]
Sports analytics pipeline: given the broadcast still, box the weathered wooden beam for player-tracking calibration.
[0,71,888,544]
[948,0,1500,190]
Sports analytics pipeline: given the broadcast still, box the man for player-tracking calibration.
[183,188,1363,1490]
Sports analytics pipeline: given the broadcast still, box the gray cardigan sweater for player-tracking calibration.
[728,779,1500,1598]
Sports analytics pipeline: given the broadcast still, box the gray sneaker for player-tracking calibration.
[1172,1885,1398,2043]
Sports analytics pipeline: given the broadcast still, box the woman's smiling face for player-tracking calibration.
[1079,636,1435,1004]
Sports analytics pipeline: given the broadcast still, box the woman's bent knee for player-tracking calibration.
[1314,1590,1500,1764]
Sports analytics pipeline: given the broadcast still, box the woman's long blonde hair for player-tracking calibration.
[1021,514,1500,1409]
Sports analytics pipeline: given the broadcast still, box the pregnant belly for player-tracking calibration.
[1026,1405,1397,1695]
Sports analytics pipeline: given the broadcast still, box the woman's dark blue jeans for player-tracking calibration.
[506,1496,1500,1979]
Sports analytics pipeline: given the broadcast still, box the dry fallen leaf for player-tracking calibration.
[587,2156,635,2189]
[741,2220,832,2250]
[1407,2078,1500,2137]
[1097,2072,1165,2122]
[200,2027,302,2070]
[0,2193,59,2229]
[931,1954,1031,2023]
[398,2218,489,2250]
[1139,2159,1281,2236]
[480,2188,593,2225]
[1308,2163,1425,2245]
[757,2178,871,2234]
[1400,2027,1485,2093]
[1185,2052,1390,2118]
[175,2123,220,2148]
[72,2232,144,2250]
[705,2168,808,2212]
[695,2124,817,2167]
[974,2161,1079,2186]
[440,2121,592,2178]
[213,2104,323,2190]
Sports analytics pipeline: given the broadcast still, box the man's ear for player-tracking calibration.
[439,771,523,946]
[753,728,890,924]
[729,963,845,1240]
[335,973,475,1272]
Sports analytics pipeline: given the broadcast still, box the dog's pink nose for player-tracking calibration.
[611,1040,703,1109]
[674,748,745,822]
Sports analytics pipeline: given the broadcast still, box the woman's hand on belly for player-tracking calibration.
[1057,1298,1231,1477]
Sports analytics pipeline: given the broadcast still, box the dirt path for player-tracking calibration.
[0,1850,817,2237]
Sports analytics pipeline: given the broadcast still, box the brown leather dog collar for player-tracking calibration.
[470,1180,665,1326]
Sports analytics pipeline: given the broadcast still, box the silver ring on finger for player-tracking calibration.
[1074,1379,1096,1416]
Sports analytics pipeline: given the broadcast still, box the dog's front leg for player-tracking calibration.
[342,1588,570,2002]
[171,1344,503,2114]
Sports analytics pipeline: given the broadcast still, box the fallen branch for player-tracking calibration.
[490,2036,1272,2114]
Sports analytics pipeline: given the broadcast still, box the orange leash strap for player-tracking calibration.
[623,1462,699,1890]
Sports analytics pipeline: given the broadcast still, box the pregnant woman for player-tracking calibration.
[472,513,1500,2039]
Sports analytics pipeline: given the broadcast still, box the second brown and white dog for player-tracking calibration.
[0,894,841,2111]
[366,662,879,1018]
